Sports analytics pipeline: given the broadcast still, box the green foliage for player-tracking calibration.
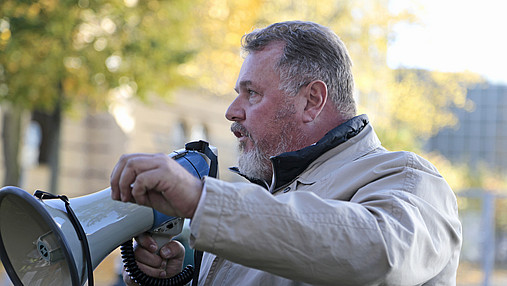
[375,69,481,152]
[0,0,199,112]
[0,0,203,187]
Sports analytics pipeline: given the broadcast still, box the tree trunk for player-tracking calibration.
[31,100,62,194]
[48,85,63,194]
[1,104,23,186]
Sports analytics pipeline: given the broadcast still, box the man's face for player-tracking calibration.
[226,43,307,181]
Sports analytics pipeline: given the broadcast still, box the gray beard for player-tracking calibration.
[238,146,272,182]
[237,134,292,183]
[234,97,305,182]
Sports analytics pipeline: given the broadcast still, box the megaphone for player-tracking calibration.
[0,141,217,286]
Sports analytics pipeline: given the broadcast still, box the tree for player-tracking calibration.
[0,0,199,192]
[376,69,480,151]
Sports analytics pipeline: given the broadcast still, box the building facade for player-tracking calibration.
[425,84,507,172]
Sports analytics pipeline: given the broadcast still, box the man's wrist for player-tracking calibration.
[188,176,206,218]
[189,176,208,241]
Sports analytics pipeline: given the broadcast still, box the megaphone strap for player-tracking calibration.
[185,140,218,178]
[34,190,94,286]
[184,141,218,286]
[192,250,203,286]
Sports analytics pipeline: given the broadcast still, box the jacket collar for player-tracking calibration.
[230,114,370,192]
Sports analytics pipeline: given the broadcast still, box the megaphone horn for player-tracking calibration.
[0,141,218,286]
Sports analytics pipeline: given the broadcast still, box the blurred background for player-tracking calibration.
[0,0,506,285]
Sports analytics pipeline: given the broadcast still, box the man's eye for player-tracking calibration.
[247,89,261,103]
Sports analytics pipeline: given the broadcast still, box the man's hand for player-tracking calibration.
[110,153,203,218]
[123,233,186,286]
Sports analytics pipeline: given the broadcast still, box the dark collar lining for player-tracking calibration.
[228,166,270,189]
[270,114,369,191]
[229,114,370,191]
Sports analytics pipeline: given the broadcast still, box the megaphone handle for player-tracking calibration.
[150,233,175,255]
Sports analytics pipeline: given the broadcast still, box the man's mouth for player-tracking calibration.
[233,130,243,138]
[231,123,249,139]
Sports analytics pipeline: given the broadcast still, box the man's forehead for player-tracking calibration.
[233,56,264,91]
[234,44,283,91]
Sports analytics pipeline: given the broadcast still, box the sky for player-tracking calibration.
[387,0,507,85]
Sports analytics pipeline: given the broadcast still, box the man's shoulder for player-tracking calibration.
[357,149,441,176]
[306,148,443,186]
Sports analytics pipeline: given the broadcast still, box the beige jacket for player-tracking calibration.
[190,116,462,285]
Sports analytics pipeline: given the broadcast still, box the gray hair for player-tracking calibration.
[241,21,356,119]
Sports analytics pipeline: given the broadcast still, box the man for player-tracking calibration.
[110,21,462,285]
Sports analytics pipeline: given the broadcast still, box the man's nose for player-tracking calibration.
[225,96,245,122]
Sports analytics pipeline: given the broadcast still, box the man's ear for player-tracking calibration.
[302,80,327,123]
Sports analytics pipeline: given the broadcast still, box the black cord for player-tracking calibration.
[34,190,94,286]
[191,250,203,286]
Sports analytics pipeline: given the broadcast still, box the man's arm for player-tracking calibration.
[190,158,461,285]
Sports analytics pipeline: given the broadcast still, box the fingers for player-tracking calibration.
[120,155,162,203]
[131,234,166,278]
[123,234,186,283]
[159,240,184,260]
[135,233,158,253]
[160,240,186,276]
[130,168,168,207]
[110,152,204,218]
[122,260,168,284]
[110,153,164,203]
[110,153,143,201]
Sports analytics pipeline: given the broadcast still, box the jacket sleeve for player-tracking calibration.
[190,152,462,285]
